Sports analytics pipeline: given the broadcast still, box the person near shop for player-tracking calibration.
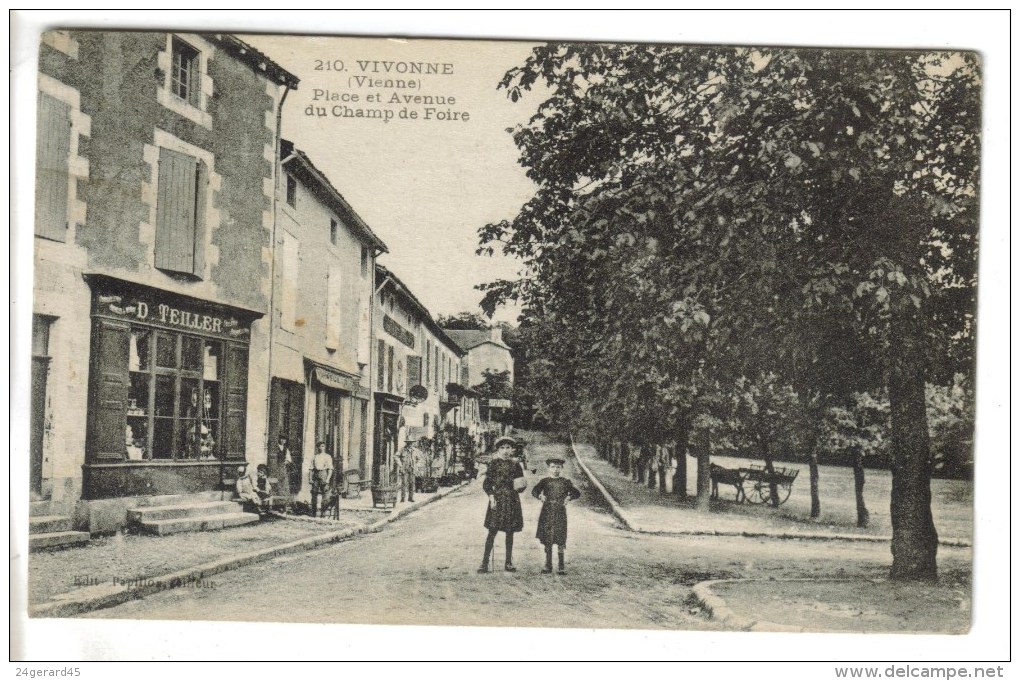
[478,436,525,573]
[309,441,333,517]
[271,434,294,494]
[532,456,582,574]
[235,463,270,516]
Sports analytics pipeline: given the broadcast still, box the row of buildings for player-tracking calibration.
[29,30,513,534]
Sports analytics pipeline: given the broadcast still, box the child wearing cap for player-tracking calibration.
[235,463,270,516]
[532,457,582,574]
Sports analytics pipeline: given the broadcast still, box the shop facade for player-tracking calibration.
[30,31,297,530]
[82,276,260,498]
[270,141,386,502]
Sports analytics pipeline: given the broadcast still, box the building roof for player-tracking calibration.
[443,329,512,353]
[206,34,300,89]
[376,264,464,356]
[281,140,388,254]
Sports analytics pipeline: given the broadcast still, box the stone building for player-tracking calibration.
[31,30,298,535]
[372,265,465,485]
[269,140,387,503]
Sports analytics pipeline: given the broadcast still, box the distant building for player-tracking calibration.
[374,265,466,482]
[269,140,387,502]
[443,328,515,435]
[32,31,298,531]
[443,328,515,389]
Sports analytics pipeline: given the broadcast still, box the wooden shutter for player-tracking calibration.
[407,355,422,388]
[223,343,248,459]
[326,264,342,349]
[35,93,71,242]
[155,147,198,274]
[386,345,394,393]
[287,380,305,464]
[88,319,130,461]
[377,339,385,390]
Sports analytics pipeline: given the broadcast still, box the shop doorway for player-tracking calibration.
[30,316,54,499]
[268,377,304,494]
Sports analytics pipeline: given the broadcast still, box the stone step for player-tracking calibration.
[29,531,91,552]
[127,500,243,524]
[128,491,227,508]
[29,500,52,517]
[135,512,260,536]
[29,515,72,534]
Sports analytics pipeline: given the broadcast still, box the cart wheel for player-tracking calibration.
[775,484,793,505]
[747,481,771,504]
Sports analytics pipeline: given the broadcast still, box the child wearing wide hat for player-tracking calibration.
[478,436,526,573]
[531,456,581,574]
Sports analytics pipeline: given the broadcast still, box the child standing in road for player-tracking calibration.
[532,457,581,574]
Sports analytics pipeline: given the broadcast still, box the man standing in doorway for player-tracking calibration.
[272,434,294,496]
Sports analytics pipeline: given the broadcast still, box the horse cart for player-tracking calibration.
[710,463,800,506]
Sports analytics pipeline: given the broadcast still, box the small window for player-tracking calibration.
[330,218,338,246]
[171,38,201,107]
[361,247,369,278]
[286,175,297,207]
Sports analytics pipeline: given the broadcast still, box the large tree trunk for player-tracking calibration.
[852,447,870,528]
[809,451,821,518]
[695,429,711,511]
[672,419,690,501]
[804,424,821,518]
[887,309,939,581]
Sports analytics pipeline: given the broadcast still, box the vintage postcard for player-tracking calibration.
[11,11,1008,665]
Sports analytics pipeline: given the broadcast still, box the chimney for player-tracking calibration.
[490,327,502,343]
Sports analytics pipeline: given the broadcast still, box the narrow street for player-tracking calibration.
[82,434,951,631]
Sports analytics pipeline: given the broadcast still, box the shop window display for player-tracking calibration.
[127,326,222,459]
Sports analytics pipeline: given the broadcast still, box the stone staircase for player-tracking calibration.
[29,500,91,552]
[127,493,259,536]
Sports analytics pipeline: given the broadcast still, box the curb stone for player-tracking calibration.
[568,436,971,548]
[568,434,633,531]
[691,578,874,634]
[29,480,473,619]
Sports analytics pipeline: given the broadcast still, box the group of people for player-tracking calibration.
[478,436,582,575]
[234,435,338,517]
[235,432,587,576]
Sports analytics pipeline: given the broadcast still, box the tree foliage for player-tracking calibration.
[480,43,979,581]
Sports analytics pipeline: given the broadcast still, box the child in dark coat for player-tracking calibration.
[531,457,581,574]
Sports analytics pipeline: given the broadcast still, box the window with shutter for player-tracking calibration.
[386,345,394,393]
[377,339,385,391]
[326,264,342,349]
[155,147,204,277]
[407,355,422,390]
[280,231,299,332]
[35,92,71,242]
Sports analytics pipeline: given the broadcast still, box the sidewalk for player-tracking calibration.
[570,439,973,633]
[27,480,473,618]
[570,440,971,546]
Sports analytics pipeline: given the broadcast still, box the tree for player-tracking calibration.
[481,44,978,581]
[472,369,513,401]
[437,311,490,330]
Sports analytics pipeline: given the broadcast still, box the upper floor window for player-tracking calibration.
[35,92,71,242]
[286,175,297,207]
[361,247,369,278]
[155,147,206,278]
[170,38,201,107]
[330,218,338,246]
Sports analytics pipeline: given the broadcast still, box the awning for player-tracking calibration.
[307,360,370,399]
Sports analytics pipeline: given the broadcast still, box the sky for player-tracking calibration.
[244,34,542,324]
